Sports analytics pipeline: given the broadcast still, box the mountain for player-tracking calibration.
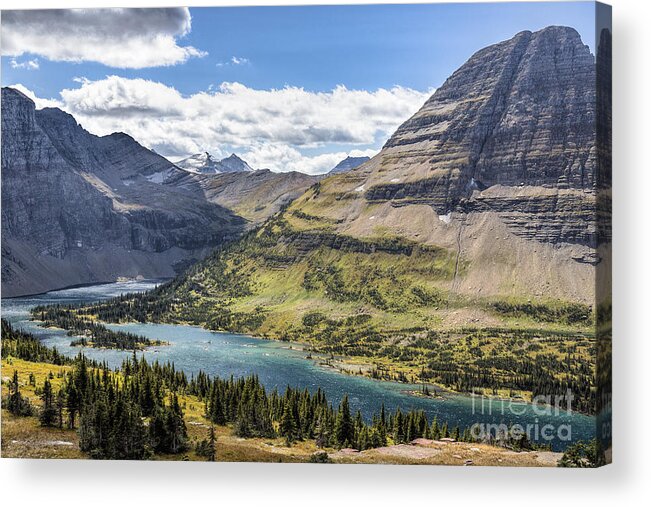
[328,156,371,174]
[175,152,254,174]
[167,168,320,223]
[216,153,254,173]
[174,152,222,174]
[283,25,602,303]
[118,26,604,332]
[1,87,246,297]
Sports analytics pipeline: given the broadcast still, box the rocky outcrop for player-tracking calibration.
[324,26,598,247]
[216,154,254,173]
[1,87,245,297]
[461,186,597,246]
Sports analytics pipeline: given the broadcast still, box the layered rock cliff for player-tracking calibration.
[356,26,597,245]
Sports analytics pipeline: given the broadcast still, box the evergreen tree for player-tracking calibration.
[441,422,449,439]
[148,405,170,454]
[314,410,329,448]
[431,417,440,440]
[166,393,188,454]
[207,425,216,462]
[39,379,57,427]
[234,404,252,437]
[334,395,354,448]
[3,320,485,461]
[206,384,226,424]
[357,426,370,451]
[393,408,404,443]
[5,370,33,417]
[462,427,472,443]
[65,382,80,428]
[55,388,66,428]
[279,401,298,445]
[79,395,111,458]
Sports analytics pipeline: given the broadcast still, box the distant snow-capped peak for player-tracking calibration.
[175,152,254,174]
[217,153,254,173]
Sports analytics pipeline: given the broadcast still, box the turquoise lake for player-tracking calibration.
[1,280,595,451]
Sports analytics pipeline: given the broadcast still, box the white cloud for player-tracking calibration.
[13,76,431,174]
[9,84,62,109]
[1,8,205,68]
[10,58,39,70]
[216,56,250,68]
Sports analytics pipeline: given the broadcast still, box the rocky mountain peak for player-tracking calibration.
[217,153,254,173]
[328,156,371,174]
[175,151,254,174]
[2,87,38,134]
[283,25,602,306]
[1,86,245,297]
[175,152,220,173]
[375,24,596,212]
[2,86,32,106]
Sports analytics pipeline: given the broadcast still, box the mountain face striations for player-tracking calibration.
[382,27,596,194]
[2,25,604,312]
[1,88,246,297]
[1,88,324,297]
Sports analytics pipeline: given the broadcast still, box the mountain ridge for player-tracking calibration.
[117,25,601,327]
[1,86,248,297]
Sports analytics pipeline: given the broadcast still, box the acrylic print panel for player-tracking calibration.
[0,2,611,467]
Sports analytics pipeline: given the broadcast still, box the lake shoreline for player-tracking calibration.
[28,308,592,417]
[99,318,593,417]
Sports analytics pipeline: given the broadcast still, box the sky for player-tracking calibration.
[1,3,596,174]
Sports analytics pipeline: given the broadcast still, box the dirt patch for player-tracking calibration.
[374,444,443,460]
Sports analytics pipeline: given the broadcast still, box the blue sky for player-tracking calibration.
[1,2,596,173]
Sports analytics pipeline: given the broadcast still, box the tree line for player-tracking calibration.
[31,305,165,350]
